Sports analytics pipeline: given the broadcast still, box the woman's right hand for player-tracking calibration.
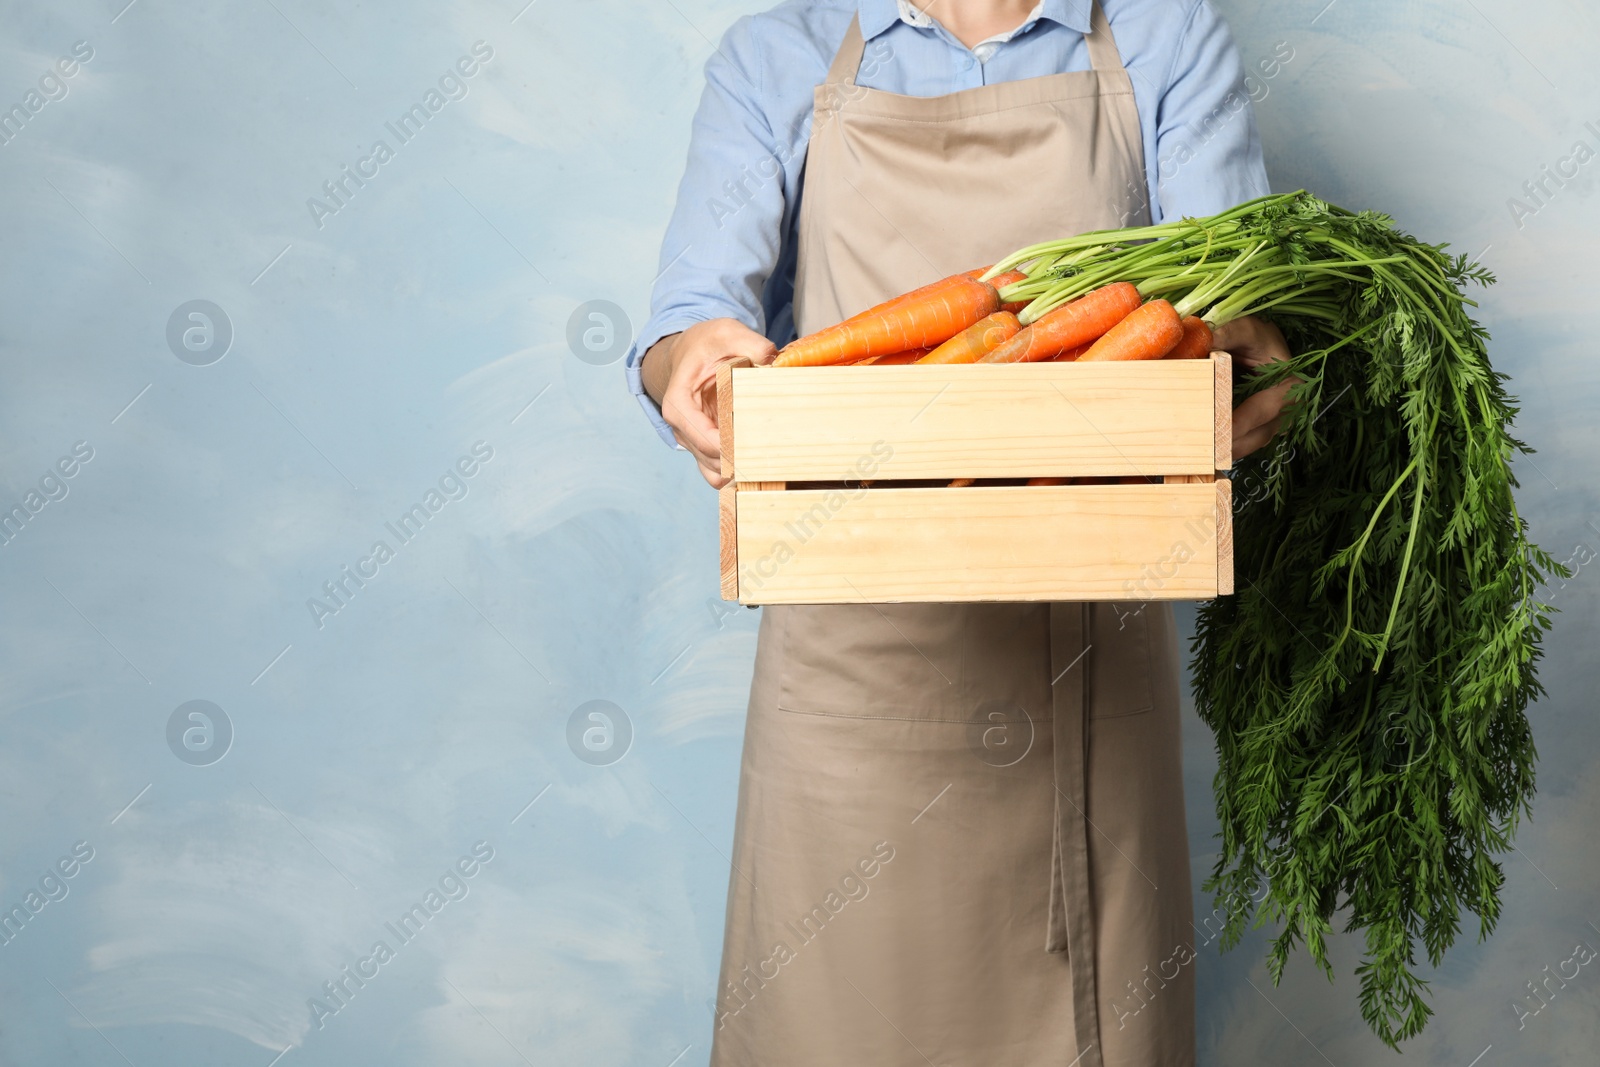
[641,318,778,487]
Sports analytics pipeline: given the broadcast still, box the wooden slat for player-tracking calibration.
[719,483,737,600]
[1214,353,1233,595]
[734,484,1220,604]
[1213,350,1232,472]
[1216,477,1234,596]
[729,361,1217,482]
[716,361,736,479]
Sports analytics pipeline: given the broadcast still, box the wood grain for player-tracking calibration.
[728,360,1217,482]
[1216,477,1234,596]
[1213,349,1232,472]
[734,483,1221,604]
[716,361,736,479]
[719,482,738,600]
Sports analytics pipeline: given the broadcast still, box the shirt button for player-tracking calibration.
[961,54,975,70]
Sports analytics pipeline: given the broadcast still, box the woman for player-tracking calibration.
[626,2,1295,1063]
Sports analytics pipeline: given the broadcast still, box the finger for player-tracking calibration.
[684,342,775,458]
[1232,390,1279,436]
[697,457,729,489]
[712,322,779,367]
[1233,378,1297,432]
[662,383,722,461]
[1213,316,1290,369]
[668,420,716,465]
[679,429,722,480]
[1254,378,1299,419]
[667,422,704,460]
[731,336,780,366]
[1212,315,1281,357]
[664,322,775,472]
[1233,414,1283,460]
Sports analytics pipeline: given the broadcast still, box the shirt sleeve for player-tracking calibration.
[623,18,792,448]
[1150,0,1271,223]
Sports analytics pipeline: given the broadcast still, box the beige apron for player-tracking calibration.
[712,7,1195,1065]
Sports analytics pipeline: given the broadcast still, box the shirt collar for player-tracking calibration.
[858,0,1093,41]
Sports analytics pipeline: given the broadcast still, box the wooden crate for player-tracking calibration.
[717,353,1233,604]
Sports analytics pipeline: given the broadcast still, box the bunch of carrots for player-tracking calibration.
[771,269,1214,367]
[770,265,1212,488]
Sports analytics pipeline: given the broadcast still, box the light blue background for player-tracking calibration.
[0,1,1595,1064]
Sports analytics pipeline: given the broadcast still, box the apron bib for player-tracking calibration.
[714,7,1196,1065]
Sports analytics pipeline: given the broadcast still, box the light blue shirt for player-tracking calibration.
[625,0,1272,446]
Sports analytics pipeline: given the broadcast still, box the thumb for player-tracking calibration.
[724,327,778,366]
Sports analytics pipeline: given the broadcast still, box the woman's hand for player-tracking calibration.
[641,318,778,487]
[1213,316,1297,461]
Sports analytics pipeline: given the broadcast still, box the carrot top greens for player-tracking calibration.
[990,191,1562,1047]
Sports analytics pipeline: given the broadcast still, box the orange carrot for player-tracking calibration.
[948,477,976,488]
[866,275,963,314]
[1166,316,1214,359]
[775,278,1000,367]
[1026,477,1070,486]
[1077,299,1185,362]
[857,348,932,365]
[916,312,1021,364]
[987,270,1031,314]
[833,268,990,331]
[978,282,1142,364]
[1050,341,1092,362]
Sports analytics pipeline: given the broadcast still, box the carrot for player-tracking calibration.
[1166,316,1214,359]
[978,282,1142,364]
[1026,477,1071,486]
[792,269,992,367]
[916,312,1021,364]
[1050,341,1092,362]
[857,348,932,365]
[948,477,976,488]
[833,269,989,331]
[987,270,1032,314]
[775,277,1000,367]
[1077,299,1185,362]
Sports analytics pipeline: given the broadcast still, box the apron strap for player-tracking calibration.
[826,3,1126,86]
[1048,601,1105,1067]
[1083,0,1126,73]
[825,14,868,87]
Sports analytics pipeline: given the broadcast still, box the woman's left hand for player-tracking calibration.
[1212,315,1297,461]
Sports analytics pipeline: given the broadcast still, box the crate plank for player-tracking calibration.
[728,360,1218,482]
[1213,350,1232,471]
[734,483,1221,603]
[719,483,737,600]
[717,361,736,479]
[1216,477,1234,596]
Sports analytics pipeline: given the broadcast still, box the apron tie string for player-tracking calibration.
[1048,602,1103,1067]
